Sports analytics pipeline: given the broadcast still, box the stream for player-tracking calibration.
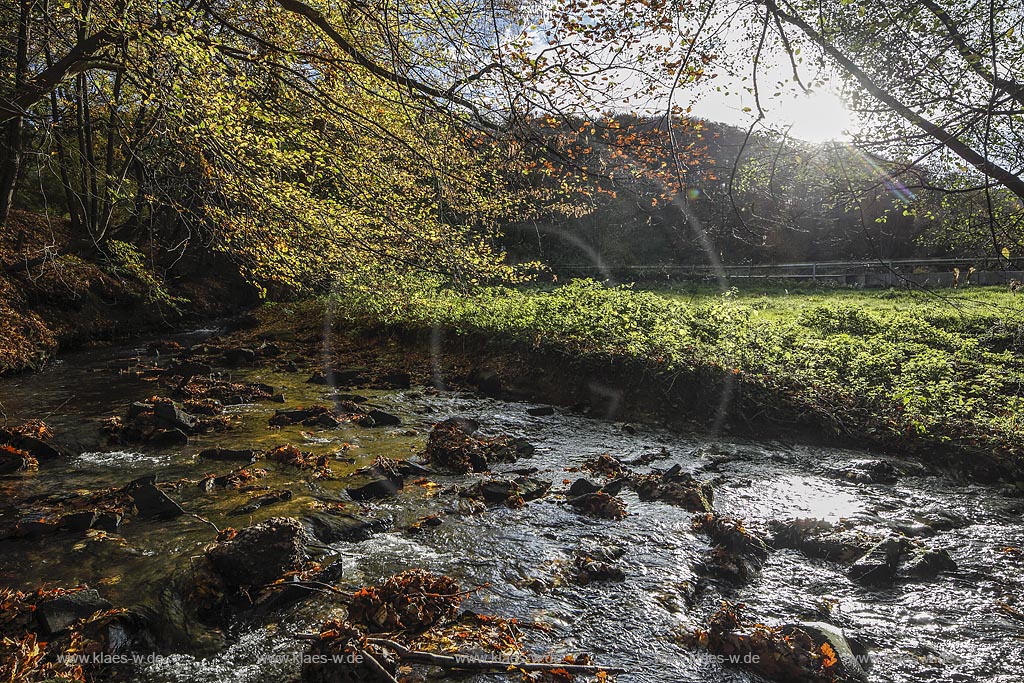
[1,328,1022,683]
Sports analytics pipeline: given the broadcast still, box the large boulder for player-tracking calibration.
[206,517,309,588]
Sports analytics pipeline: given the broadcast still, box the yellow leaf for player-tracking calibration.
[1002,247,1011,259]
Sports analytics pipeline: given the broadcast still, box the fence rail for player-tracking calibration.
[548,258,1024,287]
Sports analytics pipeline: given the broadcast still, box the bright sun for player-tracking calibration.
[774,90,851,143]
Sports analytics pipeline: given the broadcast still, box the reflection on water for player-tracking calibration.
[0,333,1022,683]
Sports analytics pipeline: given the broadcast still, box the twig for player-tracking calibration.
[365,637,627,675]
[998,601,1024,623]
[359,647,401,683]
[255,579,351,598]
[40,395,74,422]
[188,513,221,534]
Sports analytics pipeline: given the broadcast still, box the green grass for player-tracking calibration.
[285,278,1024,472]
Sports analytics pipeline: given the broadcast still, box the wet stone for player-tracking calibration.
[770,518,873,563]
[58,510,98,531]
[36,589,113,635]
[130,484,185,519]
[302,512,393,544]
[358,409,401,427]
[206,517,308,588]
[229,489,293,516]
[527,405,555,417]
[346,477,404,502]
[848,537,906,585]
[198,447,259,463]
[307,367,369,386]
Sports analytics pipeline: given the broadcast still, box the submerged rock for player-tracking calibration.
[462,476,551,507]
[346,476,404,501]
[897,546,957,580]
[575,545,627,585]
[302,511,392,544]
[229,489,293,516]
[848,537,906,584]
[847,536,956,585]
[198,447,259,462]
[770,518,873,563]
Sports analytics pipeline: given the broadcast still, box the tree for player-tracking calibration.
[697,0,1024,256]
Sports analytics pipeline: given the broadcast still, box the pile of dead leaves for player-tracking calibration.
[581,454,627,478]
[692,513,770,583]
[348,570,465,633]
[302,620,397,683]
[0,586,124,683]
[177,377,274,404]
[423,419,534,474]
[0,444,38,474]
[266,445,332,478]
[568,492,627,520]
[409,611,537,657]
[8,421,54,441]
[181,398,224,416]
[632,464,714,513]
[678,603,852,683]
[199,466,269,491]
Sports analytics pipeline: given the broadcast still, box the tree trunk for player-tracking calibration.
[0,0,33,227]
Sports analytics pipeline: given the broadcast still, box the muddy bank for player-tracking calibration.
[229,302,1024,484]
[0,210,258,375]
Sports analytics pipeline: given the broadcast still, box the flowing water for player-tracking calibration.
[1,331,1022,683]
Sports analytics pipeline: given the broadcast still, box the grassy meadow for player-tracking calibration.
[282,278,1024,474]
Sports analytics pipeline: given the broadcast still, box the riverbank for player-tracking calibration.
[1,319,1022,683]
[0,211,258,374]
[230,280,1024,483]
